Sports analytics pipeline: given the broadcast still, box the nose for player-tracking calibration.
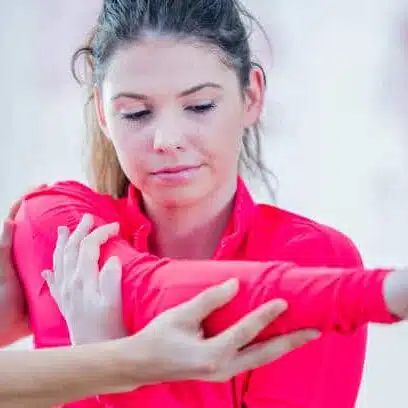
[153,112,185,153]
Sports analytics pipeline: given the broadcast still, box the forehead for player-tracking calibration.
[102,37,237,95]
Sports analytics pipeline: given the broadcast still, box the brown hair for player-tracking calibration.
[72,0,275,199]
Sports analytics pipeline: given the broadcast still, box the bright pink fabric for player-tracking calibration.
[12,179,397,407]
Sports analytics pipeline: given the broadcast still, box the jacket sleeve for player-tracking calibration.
[242,228,370,407]
[13,182,397,346]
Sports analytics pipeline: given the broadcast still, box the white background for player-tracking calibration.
[1,1,408,406]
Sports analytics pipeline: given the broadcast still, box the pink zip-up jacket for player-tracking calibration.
[12,178,397,407]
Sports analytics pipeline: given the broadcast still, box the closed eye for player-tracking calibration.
[121,110,151,121]
[186,103,216,114]
[121,103,216,122]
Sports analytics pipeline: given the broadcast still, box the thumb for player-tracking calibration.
[42,269,55,289]
[99,256,122,303]
[8,199,23,221]
[0,221,16,281]
[182,279,239,322]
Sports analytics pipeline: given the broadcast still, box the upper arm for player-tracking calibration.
[11,183,263,343]
[12,187,375,355]
[13,181,120,285]
[11,182,127,346]
[243,226,367,408]
[11,182,230,340]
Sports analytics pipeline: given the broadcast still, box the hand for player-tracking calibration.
[0,200,30,346]
[383,268,408,319]
[42,214,126,345]
[43,213,319,385]
[117,280,320,386]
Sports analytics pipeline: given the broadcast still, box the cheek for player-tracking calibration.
[203,108,243,165]
[107,122,150,181]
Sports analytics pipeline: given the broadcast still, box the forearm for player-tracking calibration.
[0,340,139,407]
[128,259,399,339]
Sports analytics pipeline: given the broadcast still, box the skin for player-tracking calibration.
[95,37,265,260]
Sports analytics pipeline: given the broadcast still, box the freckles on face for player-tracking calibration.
[98,37,249,203]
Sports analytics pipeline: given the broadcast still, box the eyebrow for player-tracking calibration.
[111,82,223,101]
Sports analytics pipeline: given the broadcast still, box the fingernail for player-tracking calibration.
[31,184,47,192]
[82,213,93,225]
[109,256,121,269]
[308,330,321,340]
[221,278,239,291]
[270,299,288,313]
[57,226,68,235]
[111,222,120,232]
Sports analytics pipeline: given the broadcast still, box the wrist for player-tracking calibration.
[107,334,154,390]
[75,340,141,396]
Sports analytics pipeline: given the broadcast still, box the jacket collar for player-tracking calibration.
[124,177,256,257]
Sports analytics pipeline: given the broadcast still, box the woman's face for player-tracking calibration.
[96,37,264,207]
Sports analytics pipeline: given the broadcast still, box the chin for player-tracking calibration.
[153,185,209,208]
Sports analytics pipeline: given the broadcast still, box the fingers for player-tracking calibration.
[44,226,69,305]
[46,215,119,298]
[178,279,239,321]
[52,226,70,286]
[0,195,28,252]
[75,222,119,285]
[7,200,23,221]
[29,184,48,192]
[66,214,94,250]
[211,299,288,350]
[0,220,15,282]
[0,197,26,254]
[0,220,14,250]
[230,329,320,374]
[99,256,122,302]
[63,214,94,278]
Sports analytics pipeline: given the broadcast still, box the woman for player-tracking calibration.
[3,220,408,408]
[8,0,407,407]
[0,210,316,407]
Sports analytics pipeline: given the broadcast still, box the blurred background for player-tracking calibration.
[1,1,408,406]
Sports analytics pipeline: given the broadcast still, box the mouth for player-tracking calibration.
[150,165,202,184]
[151,165,202,175]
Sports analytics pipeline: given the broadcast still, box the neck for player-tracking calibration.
[144,180,237,260]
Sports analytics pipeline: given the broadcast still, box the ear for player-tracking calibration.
[94,87,110,139]
[242,65,266,128]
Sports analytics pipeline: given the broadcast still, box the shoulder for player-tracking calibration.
[21,180,118,214]
[249,204,363,268]
[14,181,121,236]
[24,180,114,205]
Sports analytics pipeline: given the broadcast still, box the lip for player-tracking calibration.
[150,165,202,184]
[151,165,201,175]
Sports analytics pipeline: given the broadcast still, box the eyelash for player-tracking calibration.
[121,102,216,121]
